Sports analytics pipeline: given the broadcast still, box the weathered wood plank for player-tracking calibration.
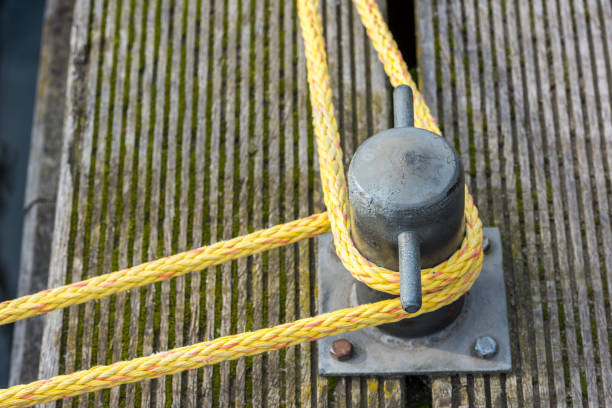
[106,0,135,405]
[584,4,612,396]
[525,0,569,404]
[267,0,283,401]
[539,1,584,404]
[297,11,314,408]
[282,0,298,404]
[10,0,74,387]
[38,2,94,408]
[233,0,252,405]
[415,0,436,117]
[183,0,207,405]
[251,0,266,405]
[472,0,503,405]
[174,0,198,405]
[78,0,119,405]
[165,0,188,405]
[202,0,224,406]
[556,1,601,405]
[218,0,239,404]
[571,0,612,404]
[464,6,487,406]
[120,0,150,405]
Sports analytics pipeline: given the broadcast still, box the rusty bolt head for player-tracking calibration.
[474,335,498,359]
[482,236,491,253]
[330,339,353,361]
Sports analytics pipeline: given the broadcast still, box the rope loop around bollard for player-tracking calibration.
[0,0,483,406]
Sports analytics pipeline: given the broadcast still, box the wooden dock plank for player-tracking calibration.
[473,5,503,404]
[134,1,162,405]
[218,0,239,404]
[185,0,209,404]
[51,0,97,393]
[267,0,283,402]
[296,11,314,408]
[251,0,266,405]
[281,0,298,404]
[527,1,567,404]
[120,0,149,405]
[540,1,584,404]
[105,0,135,405]
[174,0,199,405]
[9,0,75,387]
[79,0,119,406]
[571,0,612,403]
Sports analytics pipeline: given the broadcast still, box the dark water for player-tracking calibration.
[0,0,45,387]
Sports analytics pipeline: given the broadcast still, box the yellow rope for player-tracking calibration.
[1,299,410,407]
[0,213,329,325]
[300,0,482,296]
[0,0,483,405]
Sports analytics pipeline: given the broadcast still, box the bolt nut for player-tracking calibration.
[474,336,498,359]
[330,339,353,361]
[482,236,491,253]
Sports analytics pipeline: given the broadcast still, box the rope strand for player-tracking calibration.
[0,299,409,407]
[0,213,329,325]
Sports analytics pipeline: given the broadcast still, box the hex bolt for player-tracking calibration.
[474,336,498,359]
[330,339,354,361]
[482,235,491,253]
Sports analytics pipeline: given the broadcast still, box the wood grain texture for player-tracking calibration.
[9,0,75,387]
[417,0,612,406]
[38,0,400,406]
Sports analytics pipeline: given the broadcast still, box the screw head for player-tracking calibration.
[482,236,491,253]
[330,339,354,361]
[474,336,498,359]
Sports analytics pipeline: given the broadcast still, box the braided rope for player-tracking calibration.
[0,0,483,405]
[0,213,329,325]
[1,299,410,407]
[299,0,483,297]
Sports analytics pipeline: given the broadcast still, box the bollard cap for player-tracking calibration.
[348,127,461,213]
[347,126,465,270]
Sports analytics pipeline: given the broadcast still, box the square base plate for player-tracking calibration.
[317,227,511,375]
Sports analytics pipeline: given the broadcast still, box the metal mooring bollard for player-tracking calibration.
[316,85,511,375]
[347,85,466,337]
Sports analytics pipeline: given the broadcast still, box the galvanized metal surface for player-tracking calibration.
[392,85,414,128]
[398,230,421,313]
[317,228,511,375]
[348,83,465,316]
[347,129,465,271]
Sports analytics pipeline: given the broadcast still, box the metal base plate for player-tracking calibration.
[317,228,511,375]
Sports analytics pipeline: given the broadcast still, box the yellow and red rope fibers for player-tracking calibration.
[300,0,482,297]
[0,0,483,405]
[0,213,329,325]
